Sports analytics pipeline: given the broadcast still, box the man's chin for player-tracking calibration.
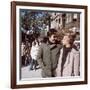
[52,42,56,44]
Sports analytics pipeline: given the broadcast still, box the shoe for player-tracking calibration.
[30,68,33,70]
[35,68,37,71]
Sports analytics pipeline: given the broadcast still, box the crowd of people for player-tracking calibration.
[21,28,80,77]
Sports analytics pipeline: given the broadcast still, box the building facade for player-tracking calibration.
[50,12,80,33]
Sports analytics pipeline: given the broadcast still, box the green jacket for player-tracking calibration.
[37,42,61,77]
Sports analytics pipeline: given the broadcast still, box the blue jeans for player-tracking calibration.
[30,59,37,70]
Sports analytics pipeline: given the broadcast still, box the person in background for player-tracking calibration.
[38,37,48,45]
[24,41,31,66]
[30,39,39,70]
[56,33,80,77]
[21,42,25,66]
[36,29,61,77]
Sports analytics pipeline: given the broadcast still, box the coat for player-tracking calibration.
[30,45,39,60]
[36,43,61,77]
[56,47,80,77]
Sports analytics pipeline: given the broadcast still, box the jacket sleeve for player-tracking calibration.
[56,49,62,77]
[74,52,80,76]
[36,45,45,69]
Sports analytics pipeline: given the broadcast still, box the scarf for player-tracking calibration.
[61,46,72,76]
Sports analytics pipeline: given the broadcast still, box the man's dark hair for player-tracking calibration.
[47,28,57,37]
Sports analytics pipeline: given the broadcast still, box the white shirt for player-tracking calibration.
[30,45,39,60]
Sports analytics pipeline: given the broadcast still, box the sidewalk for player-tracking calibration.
[21,65,42,79]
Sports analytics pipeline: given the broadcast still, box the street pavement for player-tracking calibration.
[21,65,42,79]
